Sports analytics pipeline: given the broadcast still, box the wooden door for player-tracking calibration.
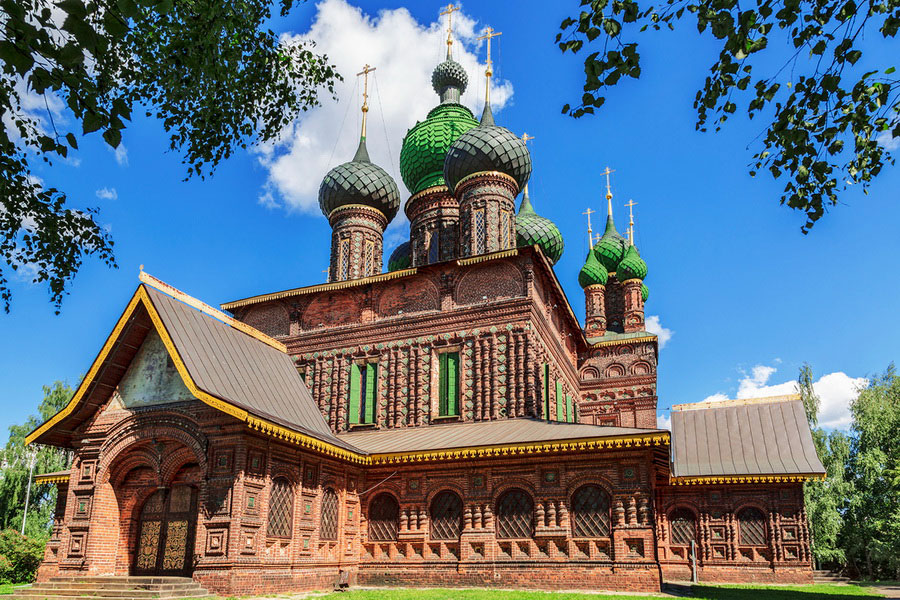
[133,486,197,576]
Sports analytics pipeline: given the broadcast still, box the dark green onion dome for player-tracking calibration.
[387,240,412,272]
[399,104,478,195]
[516,187,564,265]
[593,214,628,272]
[318,137,401,222]
[443,103,532,192]
[641,282,649,302]
[578,248,609,288]
[617,244,648,281]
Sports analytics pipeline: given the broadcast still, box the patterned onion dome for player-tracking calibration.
[432,58,468,97]
[641,282,649,302]
[516,188,564,264]
[594,214,628,272]
[443,104,532,192]
[578,248,609,288]
[387,241,412,272]
[617,244,648,281]
[399,104,478,195]
[318,138,401,222]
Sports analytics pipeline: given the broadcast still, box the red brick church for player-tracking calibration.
[26,30,825,595]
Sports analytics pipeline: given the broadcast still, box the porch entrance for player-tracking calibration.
[133,485,198,576]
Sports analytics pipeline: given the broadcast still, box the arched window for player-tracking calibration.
[737,507,767,546]
[320,489,339,541]
[669,508,696,546]
[570,484,611,538]
[430,491,463,540]
[368,493,399,541]
[267,477,293,538]
[495,488,534,539]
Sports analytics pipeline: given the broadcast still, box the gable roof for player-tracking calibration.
[27,280,360,460]
[670,395,826,483]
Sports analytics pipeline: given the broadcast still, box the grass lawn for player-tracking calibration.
[0,583,24,596]
[308,584,885,600]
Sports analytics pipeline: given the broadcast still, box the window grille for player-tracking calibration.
[474,209,487,254]
[320,489,339,540]
[430,491,463,540]
[500,211,510,248]
[368,493,399,541]
[738,507,767,546]
[495,488,534,539]
[428,230,440,264]
[339,239,350,280]
[669,508,696,546]
[364,240,375,277]
[267,478,293,538]
[571,485,611,538]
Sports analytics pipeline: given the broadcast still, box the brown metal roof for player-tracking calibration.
[670,395,825,478]
[144,286,355,451]
[338,417,665,454]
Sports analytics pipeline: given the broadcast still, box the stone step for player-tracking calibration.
[32,582,205,591]
[49,577,194,585]
[21,576,210,600]
[9,594,212,600]
[17,589,208,598]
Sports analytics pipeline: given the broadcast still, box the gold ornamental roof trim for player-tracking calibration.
[670,473,826,485]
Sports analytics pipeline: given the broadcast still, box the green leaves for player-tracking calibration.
[557,0,900,233]
[1,0,339,312]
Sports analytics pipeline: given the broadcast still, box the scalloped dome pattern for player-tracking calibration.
[443,122,532,192]
[617,244,648,281]
[387,240,412,272]
[399,104,479,195]
[641,282,649,302]
[432,59,468,96]
[318,141,401,222]
[594,217,628,272]
[578,249,609,288]
[516,193,564,265]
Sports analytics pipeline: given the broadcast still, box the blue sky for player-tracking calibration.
[2,0,897,443]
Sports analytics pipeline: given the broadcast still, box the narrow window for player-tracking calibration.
[543,364,550,420]
[320,489,339,541]
[364,239,375,277]
[566,394,574,423]
[556,381,564,421]
[500,211,510,248]
[267,478,293,538]
[428,230,440,264]
[438,352,460,417]
[339,238,350,280]
[474,208,487,254]
[349,362,377,425]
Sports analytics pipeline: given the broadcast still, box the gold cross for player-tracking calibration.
[356,64,376,136]
[477,26,502,104]
[600,165,615,216]
[440,4,460,52]
[625,199,638,245]
[583,208,596,249]
[521,132,535,144]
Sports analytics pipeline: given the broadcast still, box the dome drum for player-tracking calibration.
[327,203,390,231]
[456,179,517,258]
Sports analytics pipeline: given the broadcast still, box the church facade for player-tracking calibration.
[27,37,825,595]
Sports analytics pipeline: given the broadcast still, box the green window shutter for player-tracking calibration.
[543,364,550,420]
[349,363,361,425]
[438,352,449,416]
[556,381,564,421]
[364,363,377,424]
[566,394,574,423]
[447,352,459,416]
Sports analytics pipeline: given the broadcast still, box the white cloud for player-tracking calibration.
[111,143,129,166]
[657,413,671,430]
[645,315,673,349]
[95,187,118,200]
[702,364,867,429]
[256,0,513,215]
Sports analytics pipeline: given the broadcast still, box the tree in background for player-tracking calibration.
[799,363,853,568]
[844,364,900,579]
[0,381,72,537]
[1,0,340,313]
[557,0,898,233]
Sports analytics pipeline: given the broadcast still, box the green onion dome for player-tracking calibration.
[617,244,648,281]
[443,103,532,193]
[387,241,412,272]
[641,282,649,302]
[399,104,479,195]
[516,187,564,264]
[578,248,609,288]
[318,137,401,222]
[593,214,628,272]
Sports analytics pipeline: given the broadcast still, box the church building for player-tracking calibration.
[25,16,825,596]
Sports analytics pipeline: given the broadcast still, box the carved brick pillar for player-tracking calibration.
[328,205,387,282]
[622,278,645,333]
[406,186,460,266]
[584,284,607,337]
[455,172,518,258]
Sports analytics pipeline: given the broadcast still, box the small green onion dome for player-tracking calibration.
[641,282,649,302]
[593,214,628,272]
[319,137,401,222]
[387,240,412,272]
[578,248,609,288]
[617,244,648,281]
[516,187,564,264]
[399,104,479,195]
[443,103,532,193]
